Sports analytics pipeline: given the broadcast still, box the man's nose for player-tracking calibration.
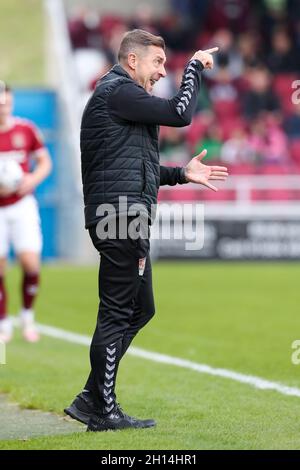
[159,65,167,78]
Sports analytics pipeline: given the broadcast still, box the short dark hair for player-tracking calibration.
[118,29,165,63]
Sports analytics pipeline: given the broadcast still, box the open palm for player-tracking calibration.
[185,149,228,191]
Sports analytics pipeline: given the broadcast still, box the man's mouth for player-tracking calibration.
[150,79,157,86]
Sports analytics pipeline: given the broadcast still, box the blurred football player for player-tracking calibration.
[0,84,52,343]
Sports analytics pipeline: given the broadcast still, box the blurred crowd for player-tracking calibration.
[67,0,300,173]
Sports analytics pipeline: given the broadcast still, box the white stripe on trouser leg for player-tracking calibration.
[104,342,117,413]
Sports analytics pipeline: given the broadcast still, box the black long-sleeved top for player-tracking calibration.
[108,59,204,186]
[108,60,203,127]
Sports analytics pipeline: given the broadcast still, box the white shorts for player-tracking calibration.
[0,195,42,257]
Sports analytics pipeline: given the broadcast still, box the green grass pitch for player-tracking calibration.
[1,262,300,450]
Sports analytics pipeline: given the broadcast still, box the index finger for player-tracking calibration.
[204,47,219,54]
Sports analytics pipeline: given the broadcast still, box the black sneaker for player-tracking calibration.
[87,404,156,432]
[64,391,95,425]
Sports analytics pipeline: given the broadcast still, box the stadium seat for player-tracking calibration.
[273,73,297,95]
[201,189,235,201]
[252,189,293,201]
[228,163,256,175]
[99,15,125,38]
[257,163,292,175]
[291,163,300,174]
[219,117,246,140]
[158,189,172,201]
[253,163,292,199]
[185,115,207,149]
[273,74,298,114]
[289,140,300,165]
[213,100,240,121]
[167,52,191,72]
[168,188,200,201]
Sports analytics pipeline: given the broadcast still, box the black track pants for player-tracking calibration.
[85,224,155,412]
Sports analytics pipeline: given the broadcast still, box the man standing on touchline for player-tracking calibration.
[65,29,228,432]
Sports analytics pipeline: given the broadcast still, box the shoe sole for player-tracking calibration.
[87,421,156,432]
[64,405,91,425]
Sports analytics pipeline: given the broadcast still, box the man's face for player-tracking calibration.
[133,45,167,94]
[0,91,13,121]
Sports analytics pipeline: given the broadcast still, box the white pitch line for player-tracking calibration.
[16,320,300,399]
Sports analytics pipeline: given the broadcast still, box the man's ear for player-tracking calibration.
[127,52,137,71]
